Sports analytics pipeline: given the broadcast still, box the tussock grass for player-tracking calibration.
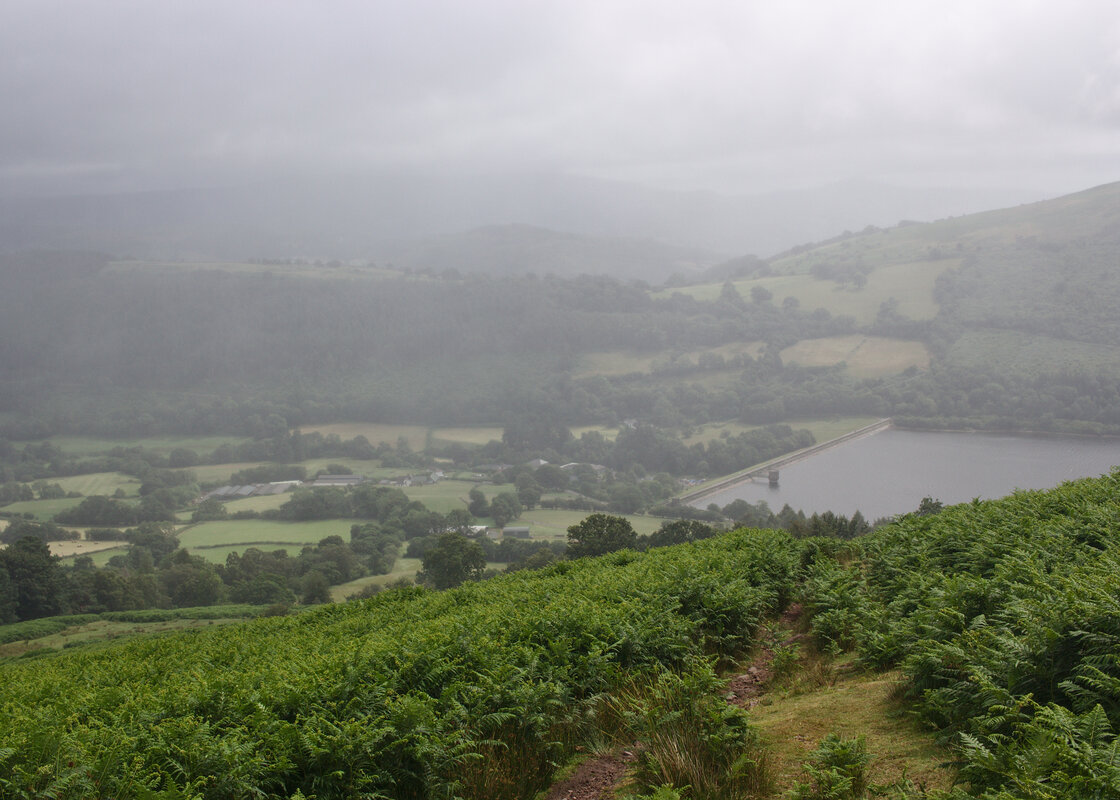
[751,669,954,796]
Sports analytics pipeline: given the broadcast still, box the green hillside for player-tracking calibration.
[7,472,1120,797]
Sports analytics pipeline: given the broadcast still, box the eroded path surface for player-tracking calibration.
[541,749,637,800]
[540,605,805,799]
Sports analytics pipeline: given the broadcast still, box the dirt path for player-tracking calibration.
[539,604,806,800]
[541,749,639,800]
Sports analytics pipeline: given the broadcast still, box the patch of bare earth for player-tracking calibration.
[542,749,638,800]
[727,603,806,709]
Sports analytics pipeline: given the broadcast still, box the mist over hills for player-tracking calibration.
[0,171,1041,280]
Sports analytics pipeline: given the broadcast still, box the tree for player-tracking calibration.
[468,488,490,518]
[750,285,773,304]
[489,492,523,528]
[647,519,717,548]
[0,563,17,623]
[915,497,944,517]
[566,513,637,559]
[0,536,66,620]
[301,570,331,604]
[419,531,486,590]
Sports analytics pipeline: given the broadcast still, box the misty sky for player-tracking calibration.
[2,0,1119,198]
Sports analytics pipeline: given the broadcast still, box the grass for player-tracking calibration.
[47,434,247,457]
[179,519,352,550]
[2,497,84,521]
[294,422,430,449]
[682,417,881,447]
[0,616,249,659]
[573,342,765,379]
[57,546,129,567]
[779,335,930,378]
[945,329,1120,376]
[44,472,142,498]
[219,493,294,513]
[518,508,665,540]
[330,557,424,600]
[751,667,955,796]
[185,544,308,563]
[571,425,620,441]
[430,426,504,446]
[48,539,129,558]
[328,559,510,602]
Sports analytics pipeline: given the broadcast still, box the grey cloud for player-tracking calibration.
[1,0,1119,197]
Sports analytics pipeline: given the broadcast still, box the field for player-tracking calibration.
[660,259,956,325]
[1,497,84,521]
[179,519,353,560]
[45,471,140,497]
[329,557,424,600]
[682,416,882,447]
[519,508,664,539]
[573,342,764,378]
[294,422,430,449]
[395,480,478,513]
[0,616,247,659]
[945,328,1120,375]
[779,335,930,377]
[48,434,247,457]
[429,426,503,445]
[48,539,128,558]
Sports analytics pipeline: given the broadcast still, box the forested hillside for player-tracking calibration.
[3,181,1120,441]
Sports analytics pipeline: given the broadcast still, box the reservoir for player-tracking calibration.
[695,429,1120,520]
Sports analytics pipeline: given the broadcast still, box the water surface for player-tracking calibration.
[697,429,1120,519]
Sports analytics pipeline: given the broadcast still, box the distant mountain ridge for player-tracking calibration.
[0,171,1044,278]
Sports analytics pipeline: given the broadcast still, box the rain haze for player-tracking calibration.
[2,0,1119,201]
[8,3,1120,793]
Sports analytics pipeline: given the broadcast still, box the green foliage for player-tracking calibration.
[790,734,871,800]
[417,531,486,589]
[567,513,638,558]
[0,529,799,799]
[799,468,1120,798]
[612,662,773,800]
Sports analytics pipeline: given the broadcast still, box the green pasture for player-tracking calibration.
[186,544,307,563]
[179,519,353,553]
[429,426,503,446]
[328,558,422,601]
[659,259,953,325]
[2,497,84,521]
[329,558,515,602]
[58,545,129,567]
[681,416,879,447]
[295,422,430,449]
[573,342,765,379]
[47,434,246,458]
[48,539,129,559]
[570,425,620,441]
[0,616,247,659]
[945,329,1120,376]
[50,472,140,498]
[779,335,930,377]
[220,493,294,514]
[517,508,664,540]
[399,481,477,513]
